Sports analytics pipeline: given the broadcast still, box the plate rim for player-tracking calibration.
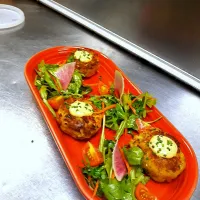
[24,46,199,200]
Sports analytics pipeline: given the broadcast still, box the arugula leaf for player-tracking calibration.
[102,95,119,106]
[38,60,46,72]
[82,165,107,180]
[131,92,156,118]
[39,86,56,117]
[146,97,156,108]
[105,117,119,131]
[101,177,136,200]
[35,61,60,92]
[104,149,112,179]
[103,140,115,178]
[123,193,134,200]
[89,96,102,109]
[123,147,144,166]
[34,75,43,89]
[115,104,126,120]
[43,71,57,90]
[82,139,149,200]
[126,115,137,130]
[122,93,131,112]
[80,85,92,95]
[101,179,123,200]
[115,120,127,140]
[90,95,123,131]
[67,54,75,63]
[131,166,150,185]
[39,85,48,100]
[61,70,91,98]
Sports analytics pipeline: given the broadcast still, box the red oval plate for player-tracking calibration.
[24,46,198,200]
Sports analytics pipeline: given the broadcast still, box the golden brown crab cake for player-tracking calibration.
[70,48,99,77]
[56,98,103,140]
[131,127,186,182]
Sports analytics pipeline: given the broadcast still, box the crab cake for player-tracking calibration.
[56,98,103,140]
[70,48,99,77]
[131,127,186,182]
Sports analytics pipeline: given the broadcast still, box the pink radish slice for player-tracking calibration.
[114,70,124,99]
[55,62,76,90]
[112,141,127,181]
[135,118,150,131]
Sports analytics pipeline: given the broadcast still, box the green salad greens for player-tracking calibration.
[34,60,91,116]
[82,141,149,200]
[89,92,156,140]
[35,60,91,98]
[34,58,158,200]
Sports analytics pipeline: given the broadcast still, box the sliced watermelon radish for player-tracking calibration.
[112,141,127,181]
[55,62,76,90]
[135,118,151,132]
[114,70,124,100]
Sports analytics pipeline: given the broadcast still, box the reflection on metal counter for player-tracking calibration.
[39,0,200,91]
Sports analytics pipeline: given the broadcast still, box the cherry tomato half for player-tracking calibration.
[48,95,64,110]
[83,142,104,167]
[135,183,158,200]
[98,81,109,95]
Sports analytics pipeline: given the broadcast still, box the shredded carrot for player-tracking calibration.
[88,176,91,183]
[144,116,162,124]
[62,60,67,64]
[131,97,138,104]
[128,101,137,115]
[56,61,63,65]
[111,170,115,179]
[124,128,127,136]
[94,104,116,114]
[102,101,105,109]
[85,100,93,104]
[50,75,61,92]
[120,148,131,174]
[92,180,99,198]
[83,83,99,87]
[57,60,66,65]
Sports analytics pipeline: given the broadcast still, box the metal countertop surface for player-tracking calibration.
[54,0,200,87]
[0,0,199,200]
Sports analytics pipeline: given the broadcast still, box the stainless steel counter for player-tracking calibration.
[0,0,199,200]
[43,0,200,91]
[54,0,200,78]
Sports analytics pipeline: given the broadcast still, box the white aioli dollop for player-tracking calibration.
[149,135,178,158]
[69,101,93,117]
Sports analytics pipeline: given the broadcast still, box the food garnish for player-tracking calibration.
[67,48,99,77]
[82,140,149,200]
[54,62,75,90]
[34,48,186,199]
[48,95,64,110]
[135,183,157,200]
[56,99,103,140]
[149,135,178,158]
[69,100,94,117]
[131,127,186,183]
[114,70,124,100]
[74,50,93,63]
[83,142,104,167]
[112,141,127,181]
